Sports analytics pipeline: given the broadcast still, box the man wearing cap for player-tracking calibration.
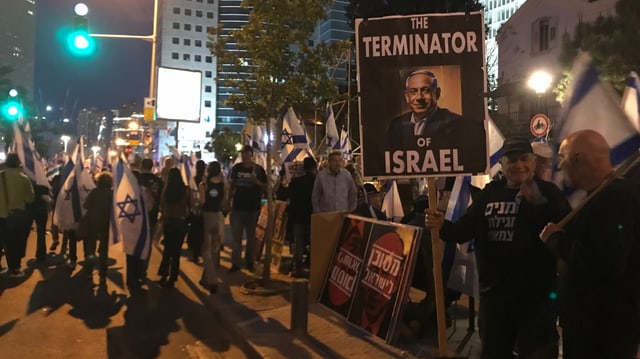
[426,137,571,359]
[227,145,267,273]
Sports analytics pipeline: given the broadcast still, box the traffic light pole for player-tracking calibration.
[87,0,158,99]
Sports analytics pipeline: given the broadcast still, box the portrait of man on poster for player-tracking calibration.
[387,69,464,148]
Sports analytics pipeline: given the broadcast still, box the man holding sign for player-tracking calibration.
[427,137,570,359]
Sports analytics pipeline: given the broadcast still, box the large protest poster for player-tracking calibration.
[356,13,488,179]
[319,215,421,343]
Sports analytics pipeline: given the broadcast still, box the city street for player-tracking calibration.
[0,229,254,359]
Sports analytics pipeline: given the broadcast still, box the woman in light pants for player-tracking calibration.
[198,161,227,294]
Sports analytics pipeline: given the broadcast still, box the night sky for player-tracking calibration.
[34,0,154,115]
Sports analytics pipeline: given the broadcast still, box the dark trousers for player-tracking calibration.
[479,286,558,359]
[158,218,188,283]
[186,214,203,260]
[83,231,109,279]
[5,218,31,270]
[32,205,48,260]
[64,230,78,262]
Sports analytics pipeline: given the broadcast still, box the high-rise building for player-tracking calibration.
[312,1,353,84]
[0,0,36,100]
[479,0,527,84]
[158,0,218,155]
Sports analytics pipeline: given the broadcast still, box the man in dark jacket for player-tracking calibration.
[287,157,316,277]
[541,130,640,359]
[427,137,571,359]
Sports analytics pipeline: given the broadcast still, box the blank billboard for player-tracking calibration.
[156,66,202,122]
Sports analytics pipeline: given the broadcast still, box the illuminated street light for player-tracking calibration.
[91,145,101,157]
[61,135,71,153]
[528,70,552,94]
[235,142,243,152]
[74,3,89,16]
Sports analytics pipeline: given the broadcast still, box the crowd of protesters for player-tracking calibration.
[2,130,639,358]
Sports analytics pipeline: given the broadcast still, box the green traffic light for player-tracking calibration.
[2,100,23,121]
[67,30,95,56]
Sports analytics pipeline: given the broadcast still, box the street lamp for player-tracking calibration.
[61,135,71,153]
[91,145,101,157]
[528,70,552,94]
[528,70,552,115]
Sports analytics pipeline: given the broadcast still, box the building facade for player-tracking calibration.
[158,0,219,157]
[494,0,617,137]
[480,0,527,85]
[0,0,36,100]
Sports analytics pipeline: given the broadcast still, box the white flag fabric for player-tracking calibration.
[557,53,640,166]
[326,105,340,150]
[622,71,640,132]
[110,156,151,260]
[13,121,51,189]
[555,53,640,207]
[281,107,314,163]
[251,124,268,170]
[53,146,96,230]
[340,129,352,160]
[381,180,403,222]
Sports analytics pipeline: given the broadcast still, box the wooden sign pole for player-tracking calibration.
[427,177,449,357]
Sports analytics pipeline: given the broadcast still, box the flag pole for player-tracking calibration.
[559,150,640,228]
[427,177,450,357]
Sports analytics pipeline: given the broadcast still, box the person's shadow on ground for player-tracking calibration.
[106,282,234,359]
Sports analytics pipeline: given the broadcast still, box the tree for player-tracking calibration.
[208,0,350,285]
[557,0,640,99]
[209,0,351,122]
[205,126,241,168]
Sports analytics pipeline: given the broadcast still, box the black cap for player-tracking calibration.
[501,137,533,156]
[363,183,379,195]
[240,145,253,153]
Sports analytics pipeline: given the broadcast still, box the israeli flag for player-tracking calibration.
[13,121,51,189]
[557,53,640,166]
[281,107,314,163]
[110,156,151,260]
[46,165,61,182]
[326,105,341,150]
[381,180,404,222]
[622,71,640,132]
[53,144,96,231]
[251,124,268,170]
[340,129,352,160]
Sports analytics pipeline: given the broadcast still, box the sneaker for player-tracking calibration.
[227,265,241,273]
[8,269,26,278]
[49,240,59,251]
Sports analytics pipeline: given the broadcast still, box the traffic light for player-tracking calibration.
[1,89,23,121]
[67,3,95,56]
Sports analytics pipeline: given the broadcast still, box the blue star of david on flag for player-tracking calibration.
[281,128,294,146]
[116,194,141,223]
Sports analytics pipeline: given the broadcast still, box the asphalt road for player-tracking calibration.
[0,229,252,359]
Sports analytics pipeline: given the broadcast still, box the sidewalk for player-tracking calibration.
[176,224,483,359]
